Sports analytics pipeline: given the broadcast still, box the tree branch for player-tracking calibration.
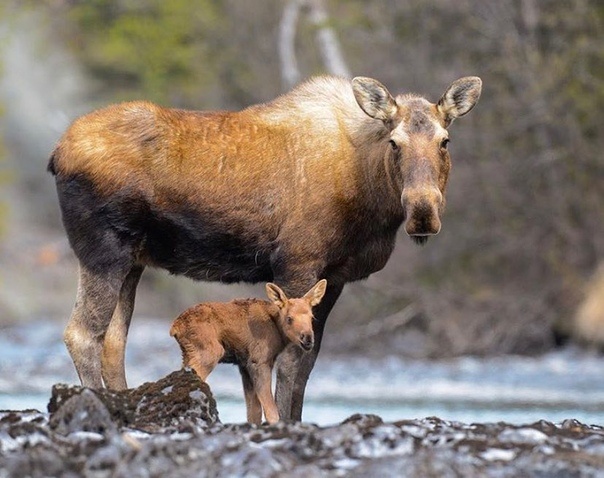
[278,0,302,90]
[306,0,351,78]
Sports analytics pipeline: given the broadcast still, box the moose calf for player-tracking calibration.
[170,279,327,424]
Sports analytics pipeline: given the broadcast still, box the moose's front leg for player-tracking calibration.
[275,282,343,421]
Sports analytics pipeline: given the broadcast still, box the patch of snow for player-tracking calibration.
[331,457,361,470]
[498,427,548,444]
[480,448,517,462]
[68,431,105,441]
[538,444,555,455]
[399,423,428,438]
[351,434,414,458]
[165,432,194,442]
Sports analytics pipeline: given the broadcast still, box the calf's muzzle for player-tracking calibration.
[299,332,314,351]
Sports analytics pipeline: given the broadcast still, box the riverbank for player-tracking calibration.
[2,369,604,477]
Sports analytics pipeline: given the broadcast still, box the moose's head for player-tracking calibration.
[352,76,482,244]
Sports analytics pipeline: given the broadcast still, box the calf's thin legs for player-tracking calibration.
[239,366,263,425]
[249,363,279,424]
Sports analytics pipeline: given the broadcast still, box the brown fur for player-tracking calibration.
[49,75,481,420]
[170,280,326,424]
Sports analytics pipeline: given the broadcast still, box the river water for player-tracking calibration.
[1,318,604,426]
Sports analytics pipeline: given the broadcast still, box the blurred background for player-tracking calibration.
[0,0,602,364]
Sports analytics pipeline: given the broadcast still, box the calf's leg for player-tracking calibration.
[101,265,144,390]
[248,363,279,424]
[239,366,262,425]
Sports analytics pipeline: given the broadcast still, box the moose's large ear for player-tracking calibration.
[352,77,398,123]
[303,279,327,307]
[266,283,288,308]
[437,76,482,127]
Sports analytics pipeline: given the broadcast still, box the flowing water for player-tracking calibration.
[1,318,604,426]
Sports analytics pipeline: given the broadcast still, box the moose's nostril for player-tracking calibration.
[300,334,314,350]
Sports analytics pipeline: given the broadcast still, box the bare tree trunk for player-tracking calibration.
[279,0,302,90]
[278,0,350,90]
[306,0,351,78]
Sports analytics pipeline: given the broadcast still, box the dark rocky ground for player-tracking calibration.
[2,370,604,477]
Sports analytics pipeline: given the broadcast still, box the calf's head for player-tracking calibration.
[266,279,327,351]
[352,76,482,244]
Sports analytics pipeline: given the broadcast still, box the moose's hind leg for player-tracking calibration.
[64,265,130,388]
[248,363,279,424]
[183,337,224,382]
[239,365,262,425]
[101,265,144,390]
[56,173,142,388]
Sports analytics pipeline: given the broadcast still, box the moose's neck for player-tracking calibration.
[350,123,405,227]
[251,76,405,229]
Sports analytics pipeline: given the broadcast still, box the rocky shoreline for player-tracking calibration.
[2,369,604,477]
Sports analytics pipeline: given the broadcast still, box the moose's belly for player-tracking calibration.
[139,208,275,283]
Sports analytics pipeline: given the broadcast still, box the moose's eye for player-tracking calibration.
[440,138,450,150]
[389,139,399,151]
[287,317,294,325]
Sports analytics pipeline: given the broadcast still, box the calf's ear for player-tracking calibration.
[352,77,398,123]
[266,283,288,308]
[304,279,327,307]
[437,76,482,127]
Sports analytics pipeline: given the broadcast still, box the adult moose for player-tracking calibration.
[48,74,481,421]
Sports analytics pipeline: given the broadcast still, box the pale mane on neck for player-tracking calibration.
[248,75,386,145]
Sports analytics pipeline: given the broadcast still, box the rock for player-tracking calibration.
[48,368,219,432]
[49,388,118,436]
[3,374,604,476]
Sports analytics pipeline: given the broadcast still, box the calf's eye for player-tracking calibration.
[389,139,399,151]
[287,317,294,325]
[440,138,450,150]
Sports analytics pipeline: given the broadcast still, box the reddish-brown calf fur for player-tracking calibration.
[170,280,326,424]
[48,75,481,421]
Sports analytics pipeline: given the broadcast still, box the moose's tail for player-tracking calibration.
[47,148,59,176]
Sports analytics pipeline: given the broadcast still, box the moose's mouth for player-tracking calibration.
[300,339,314,351]
[401,188,443,245]
[410,235,430,246]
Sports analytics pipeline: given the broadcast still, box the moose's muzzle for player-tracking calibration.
[402,187,443,239]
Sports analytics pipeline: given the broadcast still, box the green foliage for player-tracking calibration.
[66,0,223,104]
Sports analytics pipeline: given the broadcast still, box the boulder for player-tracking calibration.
[48,368,219,433]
